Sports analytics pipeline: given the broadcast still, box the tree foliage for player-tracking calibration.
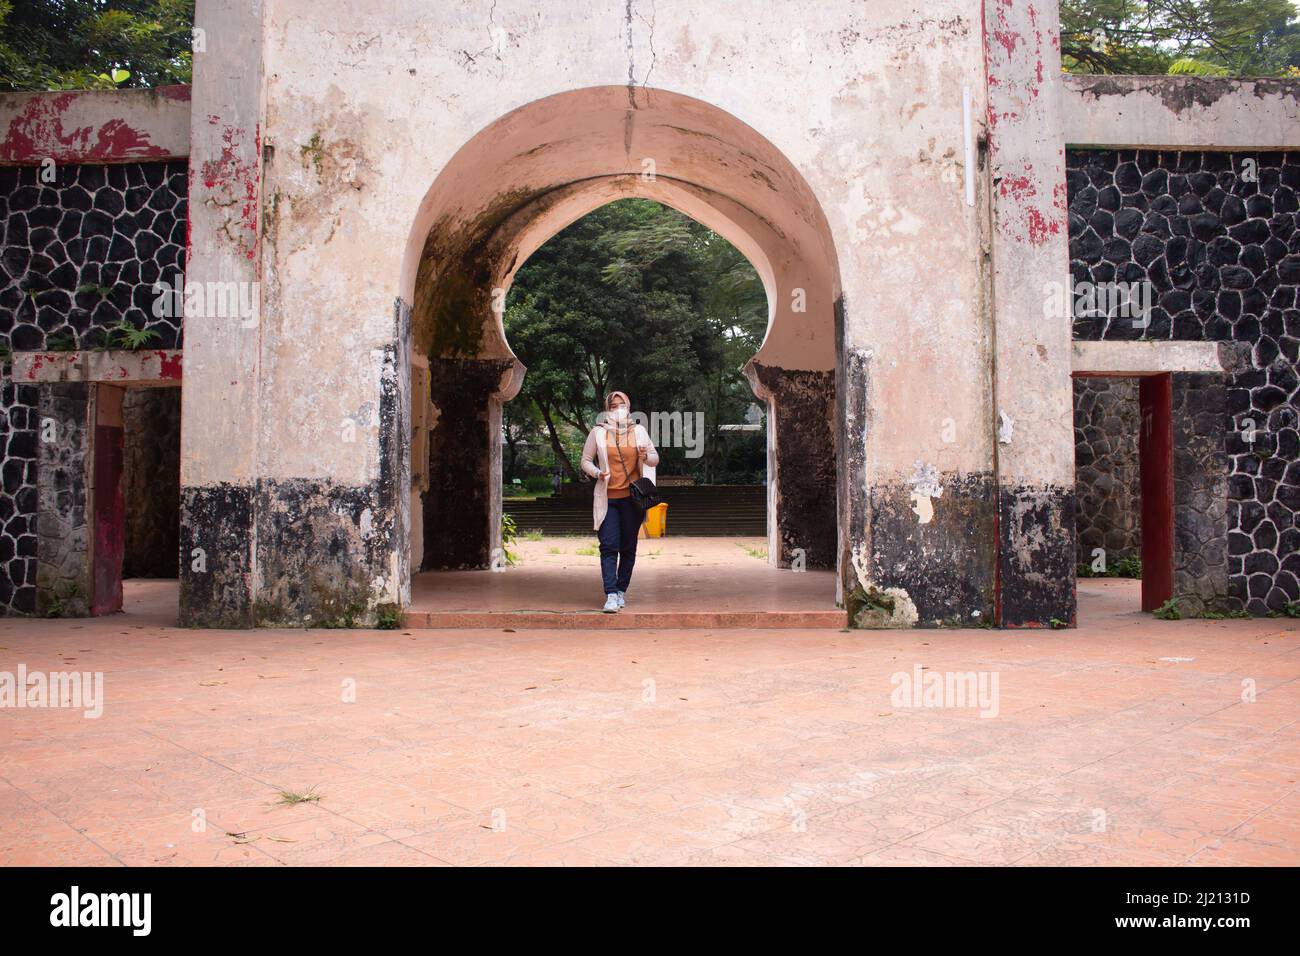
[1061,0,1300,76]
[504,200,768,483]
[0,0,194,92]
[1,1,1295,93]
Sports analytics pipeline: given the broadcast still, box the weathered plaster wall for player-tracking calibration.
[179,0,263,626]
[984,0,1077,627]
[1063,76,1300,151]
[12,349,183,385]
[1072,340,1222,374]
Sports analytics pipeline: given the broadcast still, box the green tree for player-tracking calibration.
[0,0,195,91]
[1061,0,1300,76]
[504,199,767,482]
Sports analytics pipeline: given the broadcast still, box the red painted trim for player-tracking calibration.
[91,415,125,617]
[14,350,182,383]
[1139,374,1175,612]
[0,88,190,165]
[155,350,184,380]
[156,85,193,102]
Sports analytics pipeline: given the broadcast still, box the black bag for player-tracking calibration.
[628,476,660,513]
[610,424,659,514]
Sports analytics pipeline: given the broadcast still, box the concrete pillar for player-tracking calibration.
[178,0,263,626]
[180,1,411,626]
[1171,371,1230,614]
[984,0,1078,626]
[421,357,515,570]
[745,361,836,570]
[35,383,91,616]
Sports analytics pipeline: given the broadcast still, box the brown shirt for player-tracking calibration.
[605,426,642,499]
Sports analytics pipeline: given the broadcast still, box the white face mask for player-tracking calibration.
[609,406,628,421]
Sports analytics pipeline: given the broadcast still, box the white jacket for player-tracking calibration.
[580,422,660,530]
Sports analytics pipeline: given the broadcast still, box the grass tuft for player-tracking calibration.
[275,786,323,806]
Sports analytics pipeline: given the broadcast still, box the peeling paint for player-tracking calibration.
[908,461,942,524]
[997,410,1014,443]
[0,89,186,164]
[198,123,259,260]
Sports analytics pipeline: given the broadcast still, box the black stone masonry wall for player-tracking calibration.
[1067,149,1299,614]
[1,160,187,615]
[1073,376,1142,567]
[1,161,187,351]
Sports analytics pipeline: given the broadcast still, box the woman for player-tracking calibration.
[580,390,659,612]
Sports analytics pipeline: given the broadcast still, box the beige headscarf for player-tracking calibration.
[605,390,630,410]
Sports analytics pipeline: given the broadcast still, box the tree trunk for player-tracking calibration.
[541,403,580,481]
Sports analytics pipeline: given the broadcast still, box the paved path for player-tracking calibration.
[1,578,1297,865]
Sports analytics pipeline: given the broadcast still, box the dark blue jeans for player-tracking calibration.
[599,497,643,594]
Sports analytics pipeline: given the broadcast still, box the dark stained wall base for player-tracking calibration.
[178,484,254,628]
[864,473,997,627]
[746,362,836,569]
[253,479,400,627]
[422,356,514,570]
[997,485,1078,628]
[180,477,407,629]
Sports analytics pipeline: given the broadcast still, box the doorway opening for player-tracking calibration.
[120,385,181,620]
[1072,373,1174,618]
[78,382,181,622]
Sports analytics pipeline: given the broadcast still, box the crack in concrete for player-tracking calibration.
[457,0,504,71]
[636,0,657,91]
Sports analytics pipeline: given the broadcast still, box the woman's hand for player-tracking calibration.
[600,470,610,480]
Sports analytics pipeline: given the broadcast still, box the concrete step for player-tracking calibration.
[401,608,848,629]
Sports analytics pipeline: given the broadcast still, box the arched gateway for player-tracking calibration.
[402,86,841,583]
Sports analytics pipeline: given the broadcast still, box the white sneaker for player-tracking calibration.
[602,593,620,613]
[616,591,626,608]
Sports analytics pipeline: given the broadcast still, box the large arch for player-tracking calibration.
[400,86,844,586]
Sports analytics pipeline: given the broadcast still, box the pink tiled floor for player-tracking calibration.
[406,536,842,627]
[1,576,1297,866]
